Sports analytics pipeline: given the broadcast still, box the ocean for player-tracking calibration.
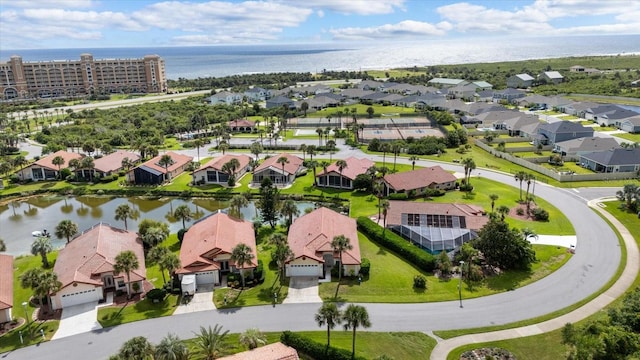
[1,35,639,80]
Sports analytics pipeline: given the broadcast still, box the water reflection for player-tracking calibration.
[1,195,314,256]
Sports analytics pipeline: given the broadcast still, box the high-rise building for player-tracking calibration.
[0,53,166,100]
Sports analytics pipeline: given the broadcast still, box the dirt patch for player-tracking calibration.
[461,347,516,359]
[508,202,537,221]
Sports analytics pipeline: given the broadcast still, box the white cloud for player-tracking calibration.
[6,0,95,9]
[330,20,447,41]
[279,0,405,15]
[23,9,146,31]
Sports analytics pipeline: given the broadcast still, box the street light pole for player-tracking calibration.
[458,261,464,308]
[22,301,30,334]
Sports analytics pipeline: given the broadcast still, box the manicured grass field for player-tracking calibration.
[98,295,180,328]
[613,132,640,143]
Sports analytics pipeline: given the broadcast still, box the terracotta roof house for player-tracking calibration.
[193,154,252,185]
[218,342,299,360]
[177,211,257,290]
[385,201,488,254]
[286,207,361,278]
[51,223,146,310]
[252,153,305,187]
[383,166,457,196]
[579,148,640,173]
[553,137,620,157]
[128,151,193,185]
[506,74,534,89]
[228,119,256,133]
[0,254,13,322]
[535,121,594,146]
[20,150,83,181]
[92,150,140,178]
[316,157,374,190]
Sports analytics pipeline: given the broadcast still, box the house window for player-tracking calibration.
[407,214,420,226]
[117,280,125,287]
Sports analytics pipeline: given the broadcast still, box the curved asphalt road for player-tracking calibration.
[4,142,623,360]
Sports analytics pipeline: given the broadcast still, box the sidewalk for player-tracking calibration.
[430,198,639,359]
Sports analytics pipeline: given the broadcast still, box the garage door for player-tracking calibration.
[287,264,321,277]
[196,271,217,285]
[60,288,101,308]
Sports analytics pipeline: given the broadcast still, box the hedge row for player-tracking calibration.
[357,217,436,272]
[280,331,367,360]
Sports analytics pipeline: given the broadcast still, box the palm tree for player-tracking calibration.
[31,236,53,267]
[193,325,229,360]
[0,239,6,252]
[193,138,205,163]
[391,141,403,171]
[222,158,240,186]
[158,154,174,182]
[218,141,229,155]
[489,194,499,213]
[462,157,476,187]
[239,328,267,350]
[381,199,390,237]
[80,156,95,182]
[335,159,348,189]
[250,141,263,161]
[315,127,323,146]
[308,160,319,186]
[280,199,300,230]
[38,271,62,313]
[315,303,342,348]
[142,226,168,248]
[116,336,155,360]
[55,219,78,244]
[114,250,140,299]
[229,194,249,218]
[276,156,289,185]
[343,304,371,358]
[514,171,527,202]
[52,155,65,180]
[497,205,510,220]
[231,243,255,289]
[115,203,136,230]
[148,246,171,283]
[524,173,535,203]
[380,143,391,168]
[409,155,419,170]
[155,333,189,360]
[307,145,316,160]
[272,241,294,280]
[331,235,353,281]
[299,144,307,160]
[173,205,193,230]
[13,155,28,180]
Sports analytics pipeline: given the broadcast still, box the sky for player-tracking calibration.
[1,0,639,50]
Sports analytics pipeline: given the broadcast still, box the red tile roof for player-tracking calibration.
[0,254,13,310]
[218,342,299,360]
[197,154,252,173]
[287,207,360,265]
[254,153,304,176]
[383,166,457,192]
[386,201,488,230]
[93,150,140,173]
[53,223,146,290]
[139,151,193,174]
[33,150,83,171]
[228,119,256,128]
[178,212,257,274]
[318,157,374,181]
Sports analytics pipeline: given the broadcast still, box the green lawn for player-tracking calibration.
[540,162,595,175]
[98,295,180,328]
[613,132,640,143]
[503,142,534,148]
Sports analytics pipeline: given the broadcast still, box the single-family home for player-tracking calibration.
[534,121,594,145]
[427,78,467,88]
[207,91,242,105]
[358,80,384,91]
[340,88,374,100]
[128,151,193,185]
[177,211,257,290]
[584,104,640,126]
[252,153,305,187]
[0,254,13,322]
[515,95,571,110]
[286,207,361,278]
[559,101,601,117]
[619,116,640,133]
[579,148,640,173]
[492,88,526,103]
[316,157,374,190]
[228,119,256,133]
[218,342,299,360]
[385,201,488,254]
[506,74,535,89]
[553,137,620,157]
[475,89,494,102]
[382,166,457,196]
[243,87,271,102]
[447,83,478,101]
[492,113,540,137]
[92,150,140,178]
[266,96,295,109]
[538,71,564,85]
[51,223,146,310]
[193,154,252,185]
[470,81,493,90]
[570,65,601,74]
[19,150,83,181]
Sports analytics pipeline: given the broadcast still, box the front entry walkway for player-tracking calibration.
[172,284,217,315]
[284,276,322,304]
[52,300,105,339]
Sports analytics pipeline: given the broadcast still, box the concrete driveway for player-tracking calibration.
[173,285,217,315]
[52,302,102,340]
[284,277,322,304]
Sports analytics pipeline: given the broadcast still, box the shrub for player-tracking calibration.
[360,258,371,276]
[146,288,167,302]
[9,175,19,184]
[532,208,550,221]
[424,188,445,197]
[459,184,474,192]
[388,192,408,200]
[516,208,525,216]
[177,228,187,243]
[280,331,367,360]
[413,275,427,289]
[357,217,436,272]
[253,259,265,283]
